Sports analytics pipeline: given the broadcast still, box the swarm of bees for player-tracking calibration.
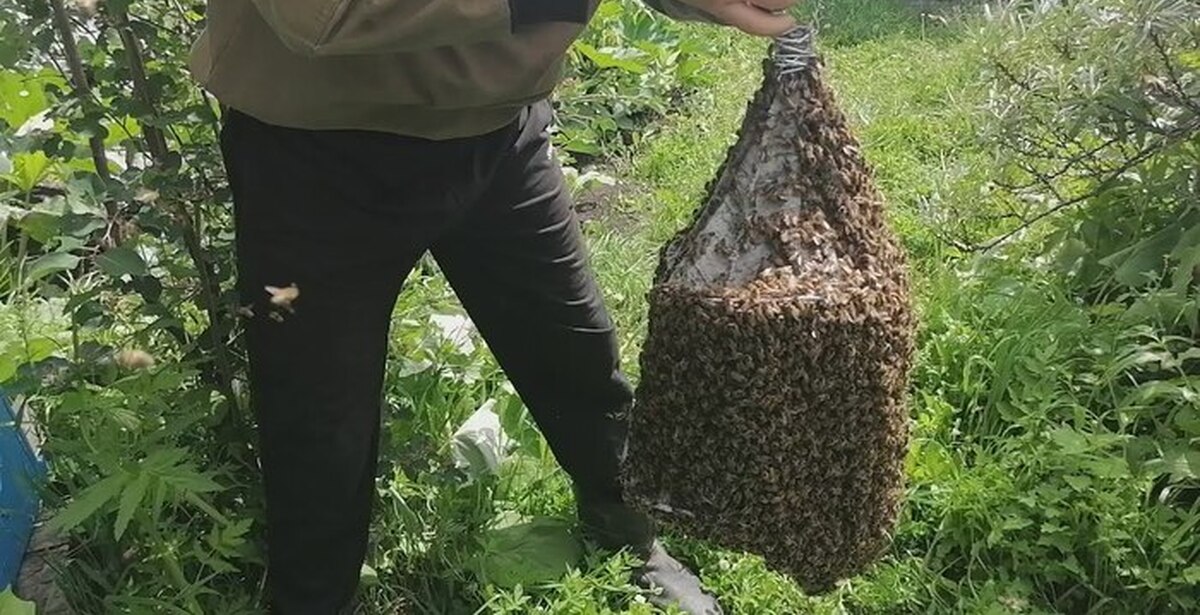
[622,47,917,593]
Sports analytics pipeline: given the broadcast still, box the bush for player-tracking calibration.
[895,1,1200,611]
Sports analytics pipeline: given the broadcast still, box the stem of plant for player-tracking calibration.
[159,534,203,613]
[46,0,115,204]
[112,9,170,163]
[108,4,247,445]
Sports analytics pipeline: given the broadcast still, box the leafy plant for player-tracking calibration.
[554,0,718,162]
[1,0,1197,613]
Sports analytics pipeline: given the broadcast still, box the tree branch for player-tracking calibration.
[107,3,246,433]
[47,0,112,188]
[953,143,1163,253]
[112,10,170,163]
[1150,32,1200,116]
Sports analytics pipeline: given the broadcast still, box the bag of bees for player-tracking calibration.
[621,27,916,592]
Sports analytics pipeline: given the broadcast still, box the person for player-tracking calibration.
[188,1,798,613]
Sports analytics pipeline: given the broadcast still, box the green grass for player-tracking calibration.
[439,2,1200,613]
[346,26,782,614]
[8,0,1195,612]
[358,1,988,612]
[351,2,1005,612]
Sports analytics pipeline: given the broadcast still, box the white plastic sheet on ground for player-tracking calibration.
[429,313,476,355]
[451,400,510,480]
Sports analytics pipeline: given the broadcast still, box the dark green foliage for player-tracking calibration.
[0,0,1196,612]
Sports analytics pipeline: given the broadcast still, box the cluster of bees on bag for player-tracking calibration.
[623,55,916,592]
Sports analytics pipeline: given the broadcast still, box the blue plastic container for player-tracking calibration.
[0,389,46,589]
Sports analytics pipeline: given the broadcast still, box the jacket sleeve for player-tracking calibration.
[251,0,591,56]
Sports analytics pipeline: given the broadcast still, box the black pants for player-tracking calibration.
[219,101,634,614]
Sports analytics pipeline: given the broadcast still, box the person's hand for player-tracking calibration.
[677,0,799,37]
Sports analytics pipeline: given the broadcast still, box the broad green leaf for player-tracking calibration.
[160,463,222,494]
[142,447,189,472]
[48,473,127,533]
[1112,348,1171,374]
[3,151,53,194]
[573,42,648,73]
[1164,449,1199,480]
[106,0,135,17]
[1054,237,1089,276]
[560,134,602,156]
[19,337,57,364]
[114,471,151,540]
[0,353,16,384]
[24,252,79,286]
[209,517,252,555]
[1123,293,1191,330]
[907,438,957,483]
[104,116,143,148]
[1124,379,1196,410]
[96,246,148,279]
[474,517,582,589]
[1083,455,1129,480]
[1000,516,1033,531]
[0,23,31,69]
[150,482,167,528]
[0,68,53,127]
[1060,556,1085,576]
[1176,408,1200,437]
[59,213,106,239]
[1063,474,1092,491]
[14,211,61,244]
[108,405,140,431]
[0,587,36,615]
[1178,50,1200,70]
[1171,242,1200,292]
[1049,428,1088,455]
[1104,225,1180,288]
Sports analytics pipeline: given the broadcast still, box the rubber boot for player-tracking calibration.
[574,487,724,615]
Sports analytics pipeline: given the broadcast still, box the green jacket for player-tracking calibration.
[189,0,711,139]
